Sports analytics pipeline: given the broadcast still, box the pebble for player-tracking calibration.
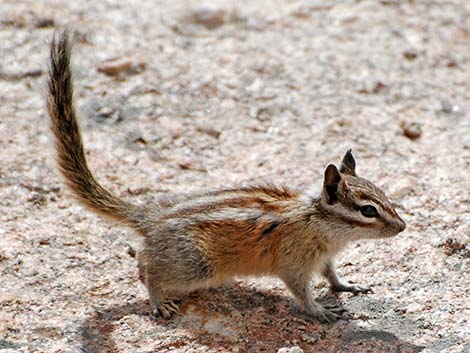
[34,16,55,28]
[383,308,396,319]
[197,125,221,139]
[0,292,18,304]
[402,197,422,209]
[400,121,422,140]
[0,67,43,81]
[277,347,304,353]
[178,161,207,173]
[403,50,418,61]
[406,303,424,314]
[191,3,228,29]
[440,101,463,116]
[301,333,319,344]
[247,78,263,93]
[27,193,47,206]
[97,106,114,118]
[358,81,388,94]
[98,58,145,76]
[84,95,141,124]
[387,177,414,199]
[98,58,132,75]
[159,116,183,138]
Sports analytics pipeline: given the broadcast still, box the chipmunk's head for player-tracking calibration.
[320,150,406,239]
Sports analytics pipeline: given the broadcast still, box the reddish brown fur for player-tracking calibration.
[191,217,287,276]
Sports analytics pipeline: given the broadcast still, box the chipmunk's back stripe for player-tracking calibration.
[203,184,298,200]
[160,186,295,220]
[159,197,262,220]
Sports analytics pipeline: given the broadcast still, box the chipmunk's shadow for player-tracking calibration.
[79,283,424,353]
[79,283,291,353]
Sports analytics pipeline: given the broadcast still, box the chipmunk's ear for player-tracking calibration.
[339,149,356,176]
[323,164,342,204]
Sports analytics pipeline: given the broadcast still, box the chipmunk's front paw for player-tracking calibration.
[331,282,373,295]
[152,299,181,319]
[308,303,347,324]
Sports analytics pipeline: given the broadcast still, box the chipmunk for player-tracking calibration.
[47,31,406,323]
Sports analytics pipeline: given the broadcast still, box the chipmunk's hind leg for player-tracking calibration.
[138,243,215,319]
[136,252,180,319]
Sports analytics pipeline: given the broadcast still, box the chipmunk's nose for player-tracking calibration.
[396,217,406,233]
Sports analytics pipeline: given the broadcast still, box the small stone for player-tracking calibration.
[98,58,132,75]
[97,106,114,117]
[159,116,183,138]
[277,347,304,353]
[372,81,387,94]
[27,193,47,206]
[402,196,422,209]
[247,79,263,93]
[383,308,396,319]
[178,162,189,170]
[127,186,151,195]
[192,3,227,29]
[197,125,221,139]
[400,121,422,140]
[358,81,388,94]
[0,67,43,81]
[291,8,311,19]
[178,161,207,172]
[2,15,27,28]
[24,68,43,78]
[440,101,462,115]
[34,16,55,28]
[84,95,139,124]
[403,50,418,61]
[446,60,458,68]
[440,238,467,257]
[301,333,319,343]
[39,239,50,245]
[98,58,145,76]
[387,177,414,199]
[250,106,272,121]
[126,244,136,258]
[0,292,18,304]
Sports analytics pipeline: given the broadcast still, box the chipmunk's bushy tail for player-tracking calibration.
[47,31,139,226]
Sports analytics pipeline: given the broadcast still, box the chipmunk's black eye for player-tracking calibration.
[360,205,378,218]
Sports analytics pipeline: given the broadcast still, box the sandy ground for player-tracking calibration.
[1,0,469,352]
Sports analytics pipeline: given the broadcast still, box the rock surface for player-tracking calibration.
[0,1,469,352]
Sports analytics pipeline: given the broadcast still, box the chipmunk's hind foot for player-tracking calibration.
[153,299,182,320]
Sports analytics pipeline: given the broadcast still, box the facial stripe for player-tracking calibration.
[317,201,378,228]
[334,175,405,233]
